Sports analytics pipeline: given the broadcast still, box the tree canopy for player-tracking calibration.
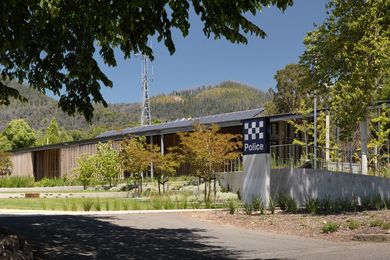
[301,0,390,132]
[0,0,293,120]
[272,64,314,114]
[1,119,37,150]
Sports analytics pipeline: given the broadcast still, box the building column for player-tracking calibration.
[360,118,368,175]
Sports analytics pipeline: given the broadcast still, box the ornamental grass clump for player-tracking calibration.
[82,199,93,211]
[322,222,339,233]
[305,197,318,215]
[152,197,163,210]
[269,197,276,214]
[346,219,360,230]
[94,200,101,211]
[227,199,237,214]
[244,203,253,215]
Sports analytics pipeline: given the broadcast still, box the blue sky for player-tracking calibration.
[97,0,329,104]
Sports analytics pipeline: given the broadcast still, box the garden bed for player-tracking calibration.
[0,197,226,211]
[184,210,390,242]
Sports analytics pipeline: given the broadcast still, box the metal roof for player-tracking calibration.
[97,108,264,138]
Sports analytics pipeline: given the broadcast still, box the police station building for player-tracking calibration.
[9,108,314,180]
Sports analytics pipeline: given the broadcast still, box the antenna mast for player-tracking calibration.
[140,54,152,125]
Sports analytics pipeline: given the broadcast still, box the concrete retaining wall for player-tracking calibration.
[220,168,390,205]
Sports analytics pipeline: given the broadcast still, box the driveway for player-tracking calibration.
[1,212,390,259]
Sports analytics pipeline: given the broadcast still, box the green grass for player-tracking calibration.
[370,219,383,227]
[322,222,340,233]
[346,219,360,230]
[0,177,81,188]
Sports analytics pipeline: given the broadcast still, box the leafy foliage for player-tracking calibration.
[1,119,37,149]
[0,151,12,176]
[94,142,121,187]
[301,0,390,133]
[74,142,120,189]
[74,153,96,190]
[120,136,152,194]
[273,64,314,114]
[178,123,242,201]
[0,1,292,120]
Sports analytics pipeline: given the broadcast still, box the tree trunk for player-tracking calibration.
[158,180,161,195]
[207,180,211,201]
[213,177,217,202]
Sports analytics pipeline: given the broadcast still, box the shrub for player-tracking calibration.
[269,197,276,214]
[182,197,188,209]
[384,197,390,210]
[382,222,390,230]
[276,194,288,211]
[361,196,371,210]
[286,197,298,214]
[227,199,237,214]
[251,197,264,213]
[318,197,334,214]
[244,203,253,215]
[152,197,163,210]
[338,198,353,212]
[71,200,77,211]
[113,200,120,210]
[0,177,35,188]
[123,201,129,210]
[204,200,211,209]
[370,219,383,227]
[372,194,383,210]
[131,200,140,210]
[192,201,201,209]
[322,222,339,233]
[94,200,101,211]
[0,152,12,177]
[346,219,360,230]
[82,199,93,211]
[164,197,175,209]
[305,197,318,215]
[62,201,69,211]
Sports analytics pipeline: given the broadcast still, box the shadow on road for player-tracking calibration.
[0,215,242,259]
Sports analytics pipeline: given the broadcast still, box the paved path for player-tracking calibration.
[1,212,390,259]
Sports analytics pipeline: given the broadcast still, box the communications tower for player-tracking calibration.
[140,54,152,125]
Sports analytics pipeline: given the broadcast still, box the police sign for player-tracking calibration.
[242,117,270,155]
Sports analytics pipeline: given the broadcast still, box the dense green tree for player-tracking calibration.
[0,0,293,120]
[2,119,37,149]
[73,153,96,190]
[301,0,390,133]
[95,142,121,187]
[0,135,12,151]
[273,64,314,113]
[37,117,73,145]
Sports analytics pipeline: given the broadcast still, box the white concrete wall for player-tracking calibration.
[220,169,390,206]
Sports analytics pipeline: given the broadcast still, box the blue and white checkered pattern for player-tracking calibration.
[244,120,264,141]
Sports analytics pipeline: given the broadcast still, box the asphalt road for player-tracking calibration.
[1,212,390,259]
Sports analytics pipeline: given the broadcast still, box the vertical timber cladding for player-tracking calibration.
[11,151,34,177]
[33,149,61,180]
[242,117,271,206]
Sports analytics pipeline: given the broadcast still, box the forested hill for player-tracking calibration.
[0,81,271,133]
